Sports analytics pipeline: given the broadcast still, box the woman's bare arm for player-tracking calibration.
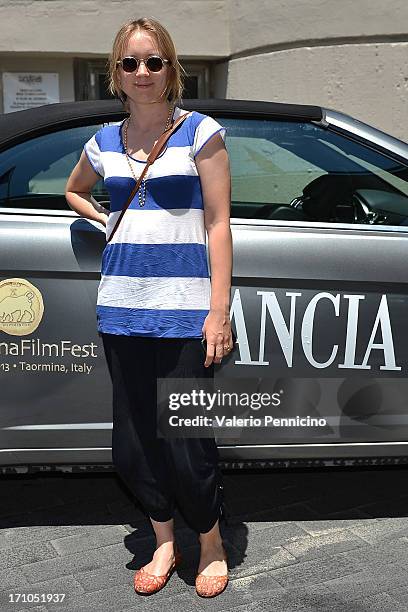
[65,151,109,225]
[195,133,233,365]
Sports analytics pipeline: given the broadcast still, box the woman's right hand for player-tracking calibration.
[98,212,109,227]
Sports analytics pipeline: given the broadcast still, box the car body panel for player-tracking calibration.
[1,99,408,471]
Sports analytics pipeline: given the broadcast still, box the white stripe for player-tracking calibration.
[97,276,211,309]
[174,107,191,120]
[101,144,198,181]
[84,134,104,176]
[193,115,227,157]
[106,208,206,245]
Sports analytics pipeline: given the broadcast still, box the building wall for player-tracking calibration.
[0,0,229,57]
[0,0,407,140]
[0,0,229,112]
[226,42,408,140]
[225,0,408,141]
[0,55,74,113]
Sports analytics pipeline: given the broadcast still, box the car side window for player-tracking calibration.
[220,117,408,226]
[0,125,109,211]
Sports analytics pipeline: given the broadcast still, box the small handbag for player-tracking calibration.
[106,111,192,243]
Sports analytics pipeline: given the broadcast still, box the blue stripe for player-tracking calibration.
[98,125,122,153]
[95,129,103,149]
[99,114,201,154]
[96,306,208,338]
[105,174,204,212]
[102,243,209,277]
[186,111,207,144]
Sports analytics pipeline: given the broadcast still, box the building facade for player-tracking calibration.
[0,0,407,140]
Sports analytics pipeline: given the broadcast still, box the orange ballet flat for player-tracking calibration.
[195,544,229,598]
[133,543,182,595]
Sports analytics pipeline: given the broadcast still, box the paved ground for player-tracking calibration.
[2,465,408,611]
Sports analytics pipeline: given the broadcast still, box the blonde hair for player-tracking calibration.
[106,17,186,112]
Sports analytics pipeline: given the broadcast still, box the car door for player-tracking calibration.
[213,112,408,463]
[0,122,113,467]
[3,104,408,469]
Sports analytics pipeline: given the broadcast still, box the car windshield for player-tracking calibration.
[0,125,108,210]
[220,118,408,201]
[1,115,408,225]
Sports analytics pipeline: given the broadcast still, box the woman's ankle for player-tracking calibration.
[155,538,176,548]
[199,520,222,547]
[199,536,224,551]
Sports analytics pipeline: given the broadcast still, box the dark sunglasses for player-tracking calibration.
[116,55,170,73]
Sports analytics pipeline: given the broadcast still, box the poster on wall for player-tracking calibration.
[2,72,59,113]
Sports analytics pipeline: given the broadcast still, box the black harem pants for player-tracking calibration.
[100,332,227,534]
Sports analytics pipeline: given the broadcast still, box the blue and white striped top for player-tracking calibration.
[83,106,227,338]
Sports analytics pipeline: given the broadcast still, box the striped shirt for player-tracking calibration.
[83,106,227,338]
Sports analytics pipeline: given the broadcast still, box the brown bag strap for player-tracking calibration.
[106,111,192,243]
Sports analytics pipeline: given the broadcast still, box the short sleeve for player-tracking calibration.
[192,115,227,159]
[83,128,104,177]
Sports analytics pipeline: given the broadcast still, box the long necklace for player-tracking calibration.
[123,103,175,207]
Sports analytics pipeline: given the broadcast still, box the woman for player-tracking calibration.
[65,16,233,599]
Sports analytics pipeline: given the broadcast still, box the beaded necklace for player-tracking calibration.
[122,103,175,207]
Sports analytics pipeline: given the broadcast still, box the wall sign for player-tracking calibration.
[2,72,59,113]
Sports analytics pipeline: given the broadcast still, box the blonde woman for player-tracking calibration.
[65,17,233,599]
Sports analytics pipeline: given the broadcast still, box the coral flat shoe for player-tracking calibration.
[195,544,229,598]
[133,544,182,595]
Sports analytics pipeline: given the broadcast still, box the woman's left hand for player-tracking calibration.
[202,309,233,367]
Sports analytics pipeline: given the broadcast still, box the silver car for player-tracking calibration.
[1,98,408,472]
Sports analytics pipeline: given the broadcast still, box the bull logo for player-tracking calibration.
[0,278,44,336]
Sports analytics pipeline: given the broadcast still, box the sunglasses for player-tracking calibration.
[116,55,170,73]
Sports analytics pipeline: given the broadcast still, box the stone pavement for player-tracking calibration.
[1,465,408,612]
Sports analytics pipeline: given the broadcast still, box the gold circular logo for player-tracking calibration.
[0,278,44,336]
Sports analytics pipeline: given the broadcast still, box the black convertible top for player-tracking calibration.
[0,98,323,149]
